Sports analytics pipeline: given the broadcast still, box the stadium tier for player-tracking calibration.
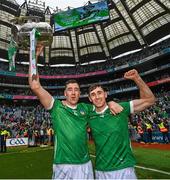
[0,0,170,145]
[0,1,170,179]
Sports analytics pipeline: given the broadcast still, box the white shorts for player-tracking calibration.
[95,167,137,179]
[52,161,94,179]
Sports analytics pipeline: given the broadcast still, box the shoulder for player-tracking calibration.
[119,101,132,115]
[48,99,61,113]
[119,102,130,109]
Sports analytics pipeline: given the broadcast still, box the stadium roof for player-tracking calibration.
[0,0,170,66]
[50,0,170,65]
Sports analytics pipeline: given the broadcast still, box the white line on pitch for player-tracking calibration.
[90,154,170,175]
[135,165,170,175]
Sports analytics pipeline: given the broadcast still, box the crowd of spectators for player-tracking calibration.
[129,90,170,144]
[0,104,54,146]
[0,89,169,145]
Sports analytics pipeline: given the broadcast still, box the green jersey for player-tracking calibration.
[88,102,136,171]
[50,100,91,164]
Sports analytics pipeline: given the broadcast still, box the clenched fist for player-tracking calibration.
[124,69,140,81]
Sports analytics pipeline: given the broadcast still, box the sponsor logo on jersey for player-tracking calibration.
[73,110,78,116]
[100,114,105,118]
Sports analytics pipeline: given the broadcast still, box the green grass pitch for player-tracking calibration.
[0,143,170,179]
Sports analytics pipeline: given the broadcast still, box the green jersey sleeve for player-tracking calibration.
[48,99,60,113]
[119,102,131,116]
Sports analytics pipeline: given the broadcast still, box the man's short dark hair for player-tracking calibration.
[65,79,80,90]
[88,84,107,95]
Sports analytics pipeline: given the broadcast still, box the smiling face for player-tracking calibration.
[64,83,80,107]
[89,86,107,112]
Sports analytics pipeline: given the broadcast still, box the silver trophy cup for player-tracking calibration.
[11,16,53,49]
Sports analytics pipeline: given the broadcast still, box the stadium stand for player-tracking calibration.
[0,0,169,144]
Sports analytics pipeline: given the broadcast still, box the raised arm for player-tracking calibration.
[28,45,53,109]
[124,69,155,113]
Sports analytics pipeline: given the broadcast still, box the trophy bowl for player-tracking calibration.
[11,16,53,49]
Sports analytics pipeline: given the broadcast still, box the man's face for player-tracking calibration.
[64,83,80,106]
[89,86,107,109]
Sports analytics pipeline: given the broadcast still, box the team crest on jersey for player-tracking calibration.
[80,109,85,115]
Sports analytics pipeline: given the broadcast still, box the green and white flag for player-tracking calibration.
[8,38,17,71]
